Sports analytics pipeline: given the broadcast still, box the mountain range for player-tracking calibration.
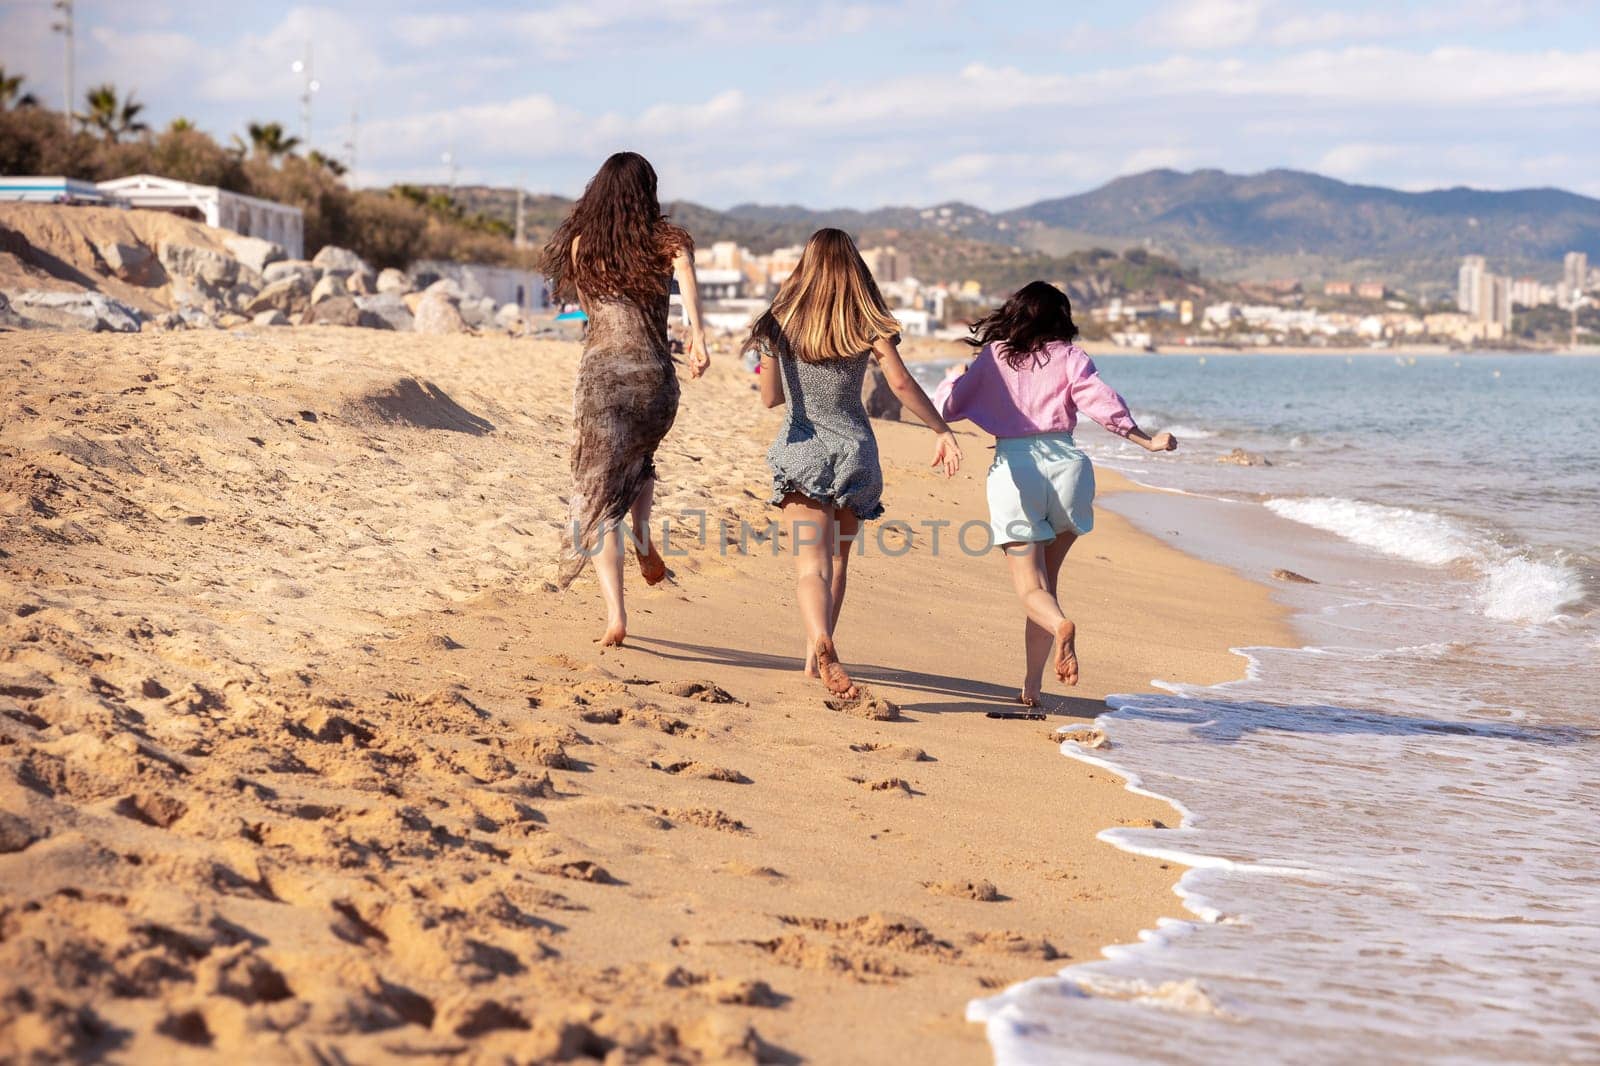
[439,169,1600,295]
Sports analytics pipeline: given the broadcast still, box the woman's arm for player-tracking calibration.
[871,336,963,476]
[672,248,710,379]
[756,341,784,408]
[1067,348,1177,452]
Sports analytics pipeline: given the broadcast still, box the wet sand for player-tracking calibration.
[0,328,1290,1063]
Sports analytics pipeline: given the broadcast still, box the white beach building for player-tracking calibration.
[96,174,305,258]
[0,176,125,205]
[412,259,552,312]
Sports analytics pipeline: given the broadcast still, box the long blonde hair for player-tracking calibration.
[745,228,901,363]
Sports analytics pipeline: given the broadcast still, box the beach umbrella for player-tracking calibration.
[554,310,588,323]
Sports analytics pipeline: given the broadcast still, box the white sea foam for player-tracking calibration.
[1478,555,1585,623]
[1264,496,1586,624]
[1164,424,1216,440]
[1264,496,1476,567]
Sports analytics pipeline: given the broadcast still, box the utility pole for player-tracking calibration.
[51,0,73,133]
[515,183,527,248]
[291,42,318,148]
[344,106,359,183]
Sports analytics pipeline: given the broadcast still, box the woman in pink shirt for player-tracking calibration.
[934,282,1179,702]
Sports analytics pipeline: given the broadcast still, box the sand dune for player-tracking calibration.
[0,327,1288,1062]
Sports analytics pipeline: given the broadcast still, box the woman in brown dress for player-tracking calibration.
[544,152,709,645]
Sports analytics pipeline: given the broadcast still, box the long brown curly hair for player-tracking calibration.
[541,152,691,310]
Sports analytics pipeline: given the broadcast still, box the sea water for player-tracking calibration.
[913,353,1600,1064]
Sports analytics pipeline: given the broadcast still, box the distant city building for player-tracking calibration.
[861,246,912,284]
[694,268,744,301]
[1563,251,1589,306]
[1323,280,1353,296]
[891,307,931,337]
[1458,255,1487,315]
[1356,281,1386,300]
[1509,276,1556,309]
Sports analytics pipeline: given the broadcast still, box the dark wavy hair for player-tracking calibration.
[966,280,1079,369]
[541,152,691,310]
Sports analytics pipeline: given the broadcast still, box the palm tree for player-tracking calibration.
[246,121,301,161]
[80,84,149,142]
[167,117,198,133]
[307,149,348,176]
[0,67,37,109]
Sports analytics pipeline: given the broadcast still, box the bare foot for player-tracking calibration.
[1017,691,1039,708]
[637,545,667,586]
[1054,620,1078,685]
[600,620,627,647]
[814,636,859,699]
[803,649,821,678]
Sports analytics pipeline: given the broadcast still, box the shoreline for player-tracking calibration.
[0,329,1294,1062]
[895,337,1599,362]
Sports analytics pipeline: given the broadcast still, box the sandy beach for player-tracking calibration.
[0,327,1290,1063]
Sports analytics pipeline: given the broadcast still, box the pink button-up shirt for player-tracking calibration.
[933,341,1137,440]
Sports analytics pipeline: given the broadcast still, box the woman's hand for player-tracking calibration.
[686,330,710,379]
[931,431,963,477]
[1145,431,1178,452]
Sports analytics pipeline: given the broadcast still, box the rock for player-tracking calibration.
[1216,448,1270,467]
[0,292,23,329]
[8,290,142,332]
[0,811,40,854]
[150,310,185,331]
[860,361,903,421]
[345,270,377,296]
[178,306,217,330]
[158,240,239,288]
[244,275,311,317]
[96,241,163,285]
[494,302,526,332]
[301,295,367,328]
[412,289,468,334]
[253,309,289,327]
[402,292,424,314]
[424,277,466,301]
[1272,568,1318,584]
[311,245,369,277]
[262,259,316,286]
[376,268,410,295]
[216,311,248,329]
[354,292,413,331]
[223,235,286,275]
[309,273,347,305]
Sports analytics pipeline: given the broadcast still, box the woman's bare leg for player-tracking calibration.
[595,523,628,646]
[807,508,860,676]
[782,493,857,698]
[1008,533,1079,700]
[630,475,667,584]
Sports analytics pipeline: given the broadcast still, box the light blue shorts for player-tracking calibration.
[986,433,1096,545]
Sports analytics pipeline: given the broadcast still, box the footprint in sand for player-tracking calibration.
[849,741,932,762]
[650,760,750,784]
[825,690,901,720]
[922,878,1002,902]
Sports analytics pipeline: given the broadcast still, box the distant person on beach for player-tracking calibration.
[934,281,1178,703]
[745,228,963,699]
[544,151,710,646]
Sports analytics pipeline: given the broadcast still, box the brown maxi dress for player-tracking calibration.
[555,287,679,587]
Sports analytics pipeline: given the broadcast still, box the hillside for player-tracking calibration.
[433,169,1599,297]
[1006,169,1600,290]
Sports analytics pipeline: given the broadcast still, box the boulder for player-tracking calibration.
[0,292,24,329]
[376,268,410,295]
[253,309,290,327]
[494,302,526,332]
[860,361,903,421]
[311,245,369,277]
[424,277,466,301]
[346,270,377,296]
[412,289,467,335]
[169,275,222,314]
[224,235,286,275]
[244,275,311,317]
[8,290,142,332]
[1217,448,1271,467]
[96,241,164,286]
[263,259,316,286]
[179,306,218,330]
[216,311,248,329]
[310,273,347,305]
[402,292,425,314]
[458,296,495,329]
[301,295,365,327]
[149,310,185,332]
[158,240,240,288]
[354,292,413,332]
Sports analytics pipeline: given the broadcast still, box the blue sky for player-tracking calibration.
[3,0,1599,208]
